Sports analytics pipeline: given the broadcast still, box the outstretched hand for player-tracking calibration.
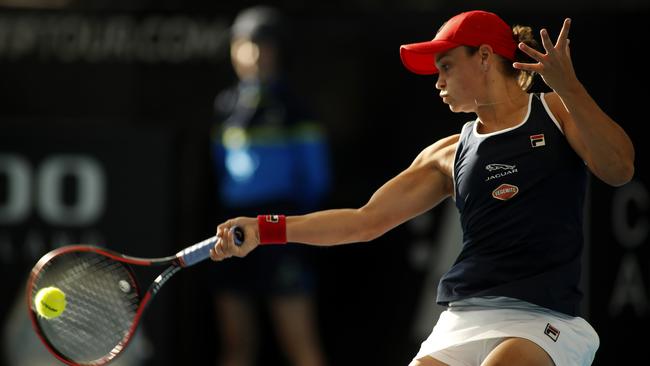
[209,217,258,261]
[513,18,578,95]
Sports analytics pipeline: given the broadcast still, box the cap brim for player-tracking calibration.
[400,40,458,75]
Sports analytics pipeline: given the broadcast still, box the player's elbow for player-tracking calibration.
[356,227,383,243]
[598,158,635,187]
[594,164,634,187]
[619,161,635,186]
[355,207,393,243]
[612,145,636,186]
[609,164,635,187]
[588,148,635,187]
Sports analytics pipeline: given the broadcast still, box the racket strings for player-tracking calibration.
[32,252,140,364]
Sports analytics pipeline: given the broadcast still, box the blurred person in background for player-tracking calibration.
[208,5,330,366]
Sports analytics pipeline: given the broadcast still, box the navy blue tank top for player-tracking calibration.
[438,93,587,316]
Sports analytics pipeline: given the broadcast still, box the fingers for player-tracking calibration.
[209,234,230,261]
[209,216,258,262]
[518,42,545,63]
[540,28,554,53]
[209,238,226,261]
[556,18,571,49]
[541,18,571,54]
[215,222,229,239]
[210,221,238,261]
[512,61,540,72]
[514,18,573,73]
[513,42,544,72]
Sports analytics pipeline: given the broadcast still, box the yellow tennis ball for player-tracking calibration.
[34,287,66,319]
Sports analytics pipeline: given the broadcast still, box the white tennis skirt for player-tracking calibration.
[414,300,600,366]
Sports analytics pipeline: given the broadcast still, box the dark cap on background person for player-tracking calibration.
[400,10,517,75]
[231,5,288,45]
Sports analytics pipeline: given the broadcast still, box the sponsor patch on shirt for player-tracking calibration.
[492,184,519,201]
[485,163,518,182]
[530,134,546,147]
[485,163,516,172]
[544,323,560,342]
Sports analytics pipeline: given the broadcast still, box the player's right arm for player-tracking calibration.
[211,134,459,260]
[286,134,458,245]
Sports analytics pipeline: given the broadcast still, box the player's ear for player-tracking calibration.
[478,44,493,71]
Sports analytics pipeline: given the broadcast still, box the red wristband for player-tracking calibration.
[257,215,287,245]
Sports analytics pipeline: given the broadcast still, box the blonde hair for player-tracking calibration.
[509,25,540,91]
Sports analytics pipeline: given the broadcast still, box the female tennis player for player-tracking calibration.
[210,10,635,366]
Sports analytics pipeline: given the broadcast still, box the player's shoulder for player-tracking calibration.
[414,134,460,165]
[436,133,461,147]
[541,91,561,108]
[539,91,569,127]
[426,134,460,154]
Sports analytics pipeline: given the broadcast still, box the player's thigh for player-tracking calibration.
[481,337,554,366]
[408,356,449,366]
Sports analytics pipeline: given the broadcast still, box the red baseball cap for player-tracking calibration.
[400,10,517,75]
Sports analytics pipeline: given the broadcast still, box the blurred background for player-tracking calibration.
[1,0,648,365]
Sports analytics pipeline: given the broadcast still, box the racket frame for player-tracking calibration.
[26,229,242,366]
[27,245,179,366]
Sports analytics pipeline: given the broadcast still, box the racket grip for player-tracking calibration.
[177,227,245,267]
[232,226,245,246]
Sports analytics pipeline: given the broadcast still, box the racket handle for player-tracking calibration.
[232,226,245,246]
[177,227,245,267]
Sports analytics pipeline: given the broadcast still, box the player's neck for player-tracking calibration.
[475,91,529,134]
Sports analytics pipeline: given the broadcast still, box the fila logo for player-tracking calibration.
[544,323,560,342]
[492,184,519,201]
[265,215,280,223]
[530,134,546,147]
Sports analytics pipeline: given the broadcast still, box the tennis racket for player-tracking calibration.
[26,227,245,366]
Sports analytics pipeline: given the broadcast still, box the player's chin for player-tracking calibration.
[447,102,470,114]
[447,103,461,112]
[441,98,458,111]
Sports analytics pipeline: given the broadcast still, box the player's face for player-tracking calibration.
[434,47,483,113]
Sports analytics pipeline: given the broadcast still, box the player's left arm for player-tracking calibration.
[543,90,634,186]
[514,18,635,187]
